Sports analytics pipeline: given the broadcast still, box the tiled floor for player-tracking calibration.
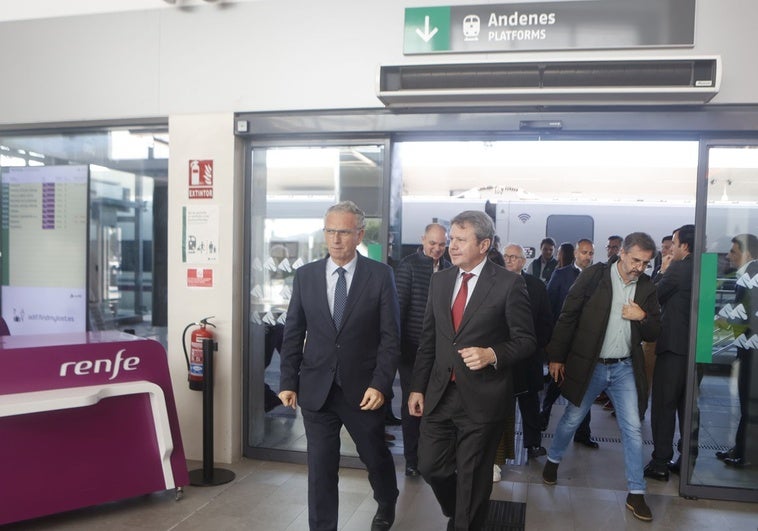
[6,403,757,531]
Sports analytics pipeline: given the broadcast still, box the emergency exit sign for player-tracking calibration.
[403,0,695,55]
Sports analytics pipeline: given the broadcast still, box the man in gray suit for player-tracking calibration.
[409,210,536,530]
[279,201,400,531]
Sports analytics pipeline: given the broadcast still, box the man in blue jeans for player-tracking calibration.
[541,232,661,522]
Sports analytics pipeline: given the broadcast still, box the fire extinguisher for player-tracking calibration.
[183,317,216,391]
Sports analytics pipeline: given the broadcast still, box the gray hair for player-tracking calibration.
[623,232,656,254]
[450,210,495,243]
[504,243,526,259]
[325,200,366,229]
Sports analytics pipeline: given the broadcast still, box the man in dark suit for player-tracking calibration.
[503,243,553,460]
[279,201,400,531]
[645,224,695,481]
[395,223,452,478]
[409,210,536,531]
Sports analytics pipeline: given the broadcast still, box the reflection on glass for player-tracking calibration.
[0,129,167,345]
[248,145,385,455]
[691,146,758,490]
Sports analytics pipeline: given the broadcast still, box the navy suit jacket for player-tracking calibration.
[546,265,581,323]
[411,259,536,424]
[279,254,401,411]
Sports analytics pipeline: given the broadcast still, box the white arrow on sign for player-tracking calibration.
[415,15,439,42]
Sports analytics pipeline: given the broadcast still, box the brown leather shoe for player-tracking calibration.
[626,493,653,521]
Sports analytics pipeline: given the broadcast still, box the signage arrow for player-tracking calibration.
[415,15,439,42]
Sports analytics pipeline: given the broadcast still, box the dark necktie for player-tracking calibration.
[333,267,347,329]
[451,272,474,332]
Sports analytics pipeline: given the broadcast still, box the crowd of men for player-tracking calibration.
[277,200,756,530]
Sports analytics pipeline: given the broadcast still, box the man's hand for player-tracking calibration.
[459,346,496,371]
[548,362,565,384]
[622,300,646,321]
[359,387,385,411]
[408,392,424,417]
[659,253,674,274]
[279,390,298,410]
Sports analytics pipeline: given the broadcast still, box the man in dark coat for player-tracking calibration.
[409,210,535,531]
[279,201,400,531]
[503,243,553,458]
[395,223,451,477]
[527,237,558,283]
[645,225,695,481]
[542,233,662,522]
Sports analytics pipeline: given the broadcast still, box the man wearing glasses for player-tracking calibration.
[279,201,401,531]
[542,233,661,522]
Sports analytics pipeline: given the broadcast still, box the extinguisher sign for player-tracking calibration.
[187,268,214,288]
[188,159,213,199]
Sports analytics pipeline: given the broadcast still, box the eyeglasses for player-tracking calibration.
[323,228,359,237]
[503,254,524,261]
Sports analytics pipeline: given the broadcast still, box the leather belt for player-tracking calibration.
[597,356,630,365]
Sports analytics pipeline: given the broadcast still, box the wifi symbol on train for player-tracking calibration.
[517,213,531,224]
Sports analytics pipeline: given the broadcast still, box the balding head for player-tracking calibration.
[422,223,448,263]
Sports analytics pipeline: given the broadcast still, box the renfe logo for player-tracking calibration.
[59,349,140,380]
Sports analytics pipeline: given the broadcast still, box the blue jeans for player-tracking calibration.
[547,359,645,493]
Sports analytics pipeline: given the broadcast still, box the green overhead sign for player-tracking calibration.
[404,7,452,54]
[403,0,696,55]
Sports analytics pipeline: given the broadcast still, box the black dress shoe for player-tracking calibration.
[715,447,735,460]
[643,463,669,481]
[371,502,396,530]
[573,437,599,449]
[667,457,681,474]
[405,465,420,477]
[723,456,751,468]
[526,445,547,458]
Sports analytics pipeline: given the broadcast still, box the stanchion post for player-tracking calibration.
[188,337,235,486]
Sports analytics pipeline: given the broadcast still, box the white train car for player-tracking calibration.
[401,197,756,268]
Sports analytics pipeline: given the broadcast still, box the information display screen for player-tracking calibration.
[1,165,88,334]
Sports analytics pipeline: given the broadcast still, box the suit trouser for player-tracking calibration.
[650,351,687,465]
[418,382,504,531]
[398,342,421,467]
[301,383,398,531]
[516,390,542,448]
[735,349,753,459]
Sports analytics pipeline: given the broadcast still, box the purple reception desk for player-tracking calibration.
[0,331,189,525]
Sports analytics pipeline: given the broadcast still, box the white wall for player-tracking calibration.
[167,113,243,462]
[1,0,758,125]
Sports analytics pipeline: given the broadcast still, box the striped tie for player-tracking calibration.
[333,267,347,329]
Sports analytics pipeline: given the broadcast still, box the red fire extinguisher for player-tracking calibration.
[183,317,216,391]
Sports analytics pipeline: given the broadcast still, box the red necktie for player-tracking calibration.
[452,272,474,332]
[450,273,473,382]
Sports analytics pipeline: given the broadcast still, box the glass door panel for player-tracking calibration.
[246,144,387,457]
[686,143,758,500]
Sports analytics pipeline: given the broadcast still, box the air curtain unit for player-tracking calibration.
[377,57,721,107]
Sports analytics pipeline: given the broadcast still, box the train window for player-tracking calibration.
[546,214,594,246]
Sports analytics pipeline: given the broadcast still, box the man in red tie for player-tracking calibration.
[408,210,536,531]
